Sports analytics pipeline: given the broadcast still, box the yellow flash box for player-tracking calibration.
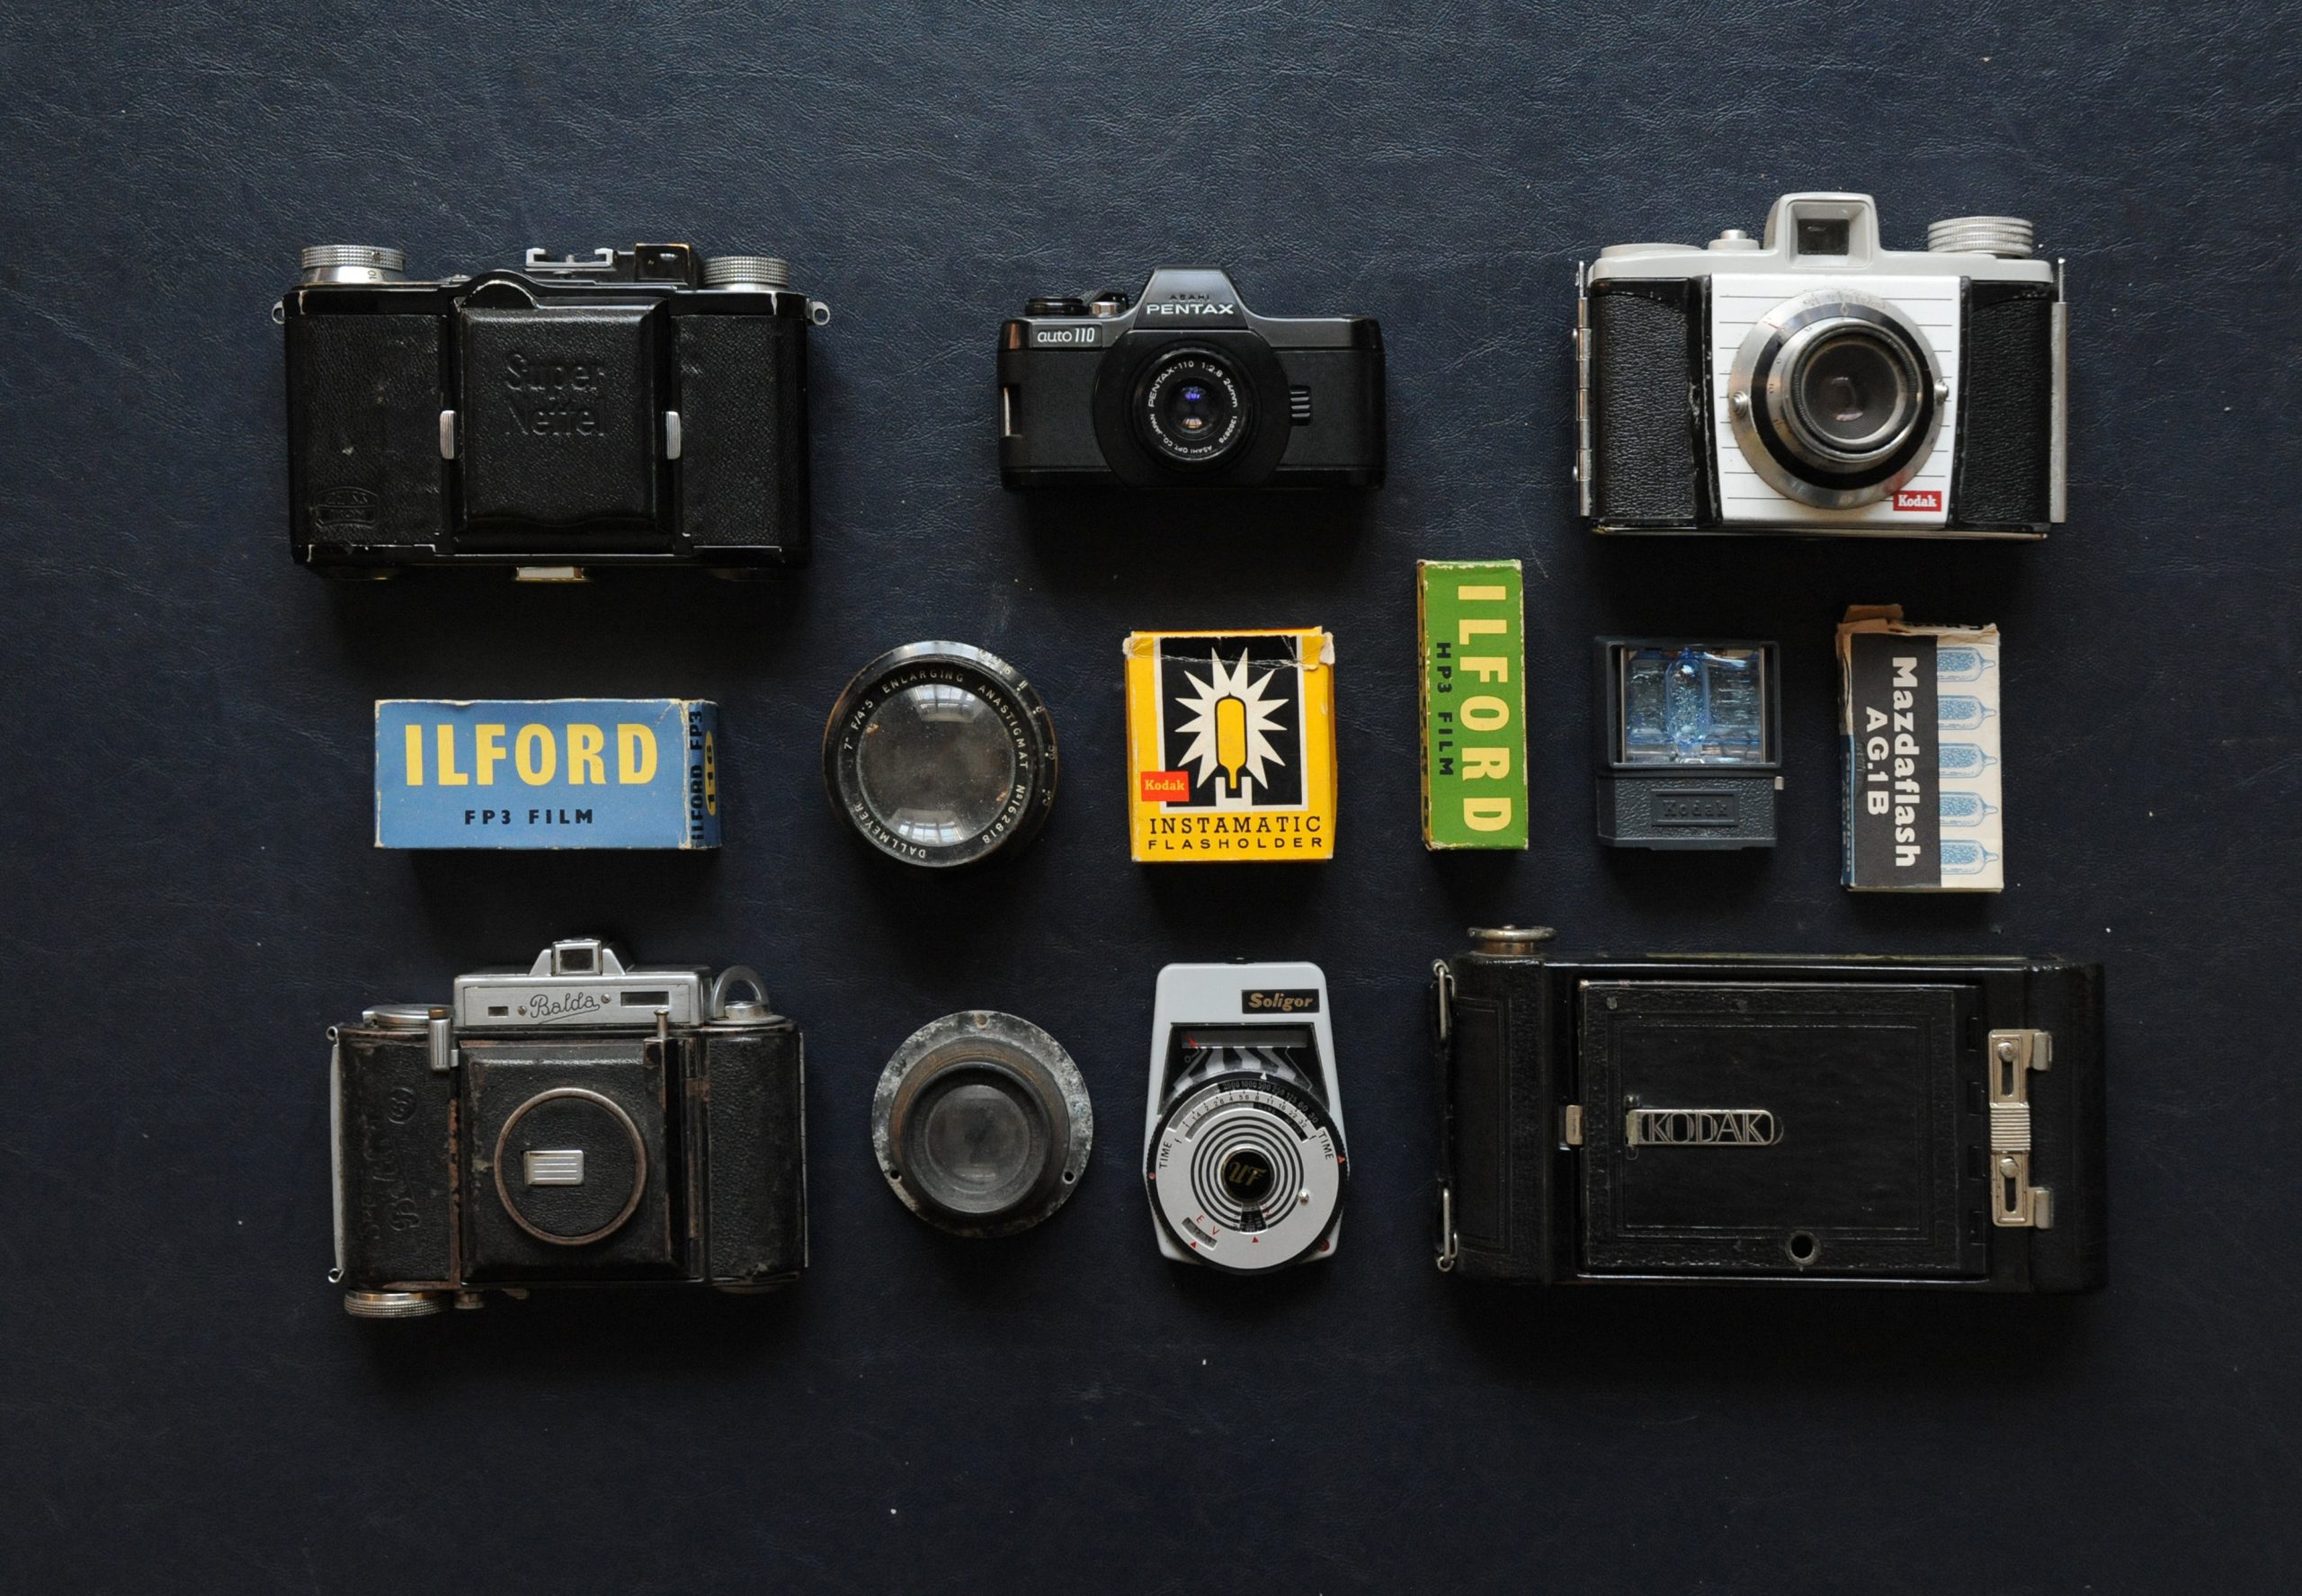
[1123,628,1337,863]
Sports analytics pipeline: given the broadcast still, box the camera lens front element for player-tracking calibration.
[824,643,1058,869]
[1148,1073,1345,1272]
[1135,349,1252,465]
[1785,328,1922,459]
[855,683,1018,851]
[1726,290,1944,510]
[872,1012,1093,1237]
[491,1087,648,1246]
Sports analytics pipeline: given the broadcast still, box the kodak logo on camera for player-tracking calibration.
[1417,560,1529,850]
[374,698,720,850]
[1124,628,1337,862]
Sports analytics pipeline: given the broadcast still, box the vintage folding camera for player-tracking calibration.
[280,243,826,577]
[998,268,1385,490]
[1432,928,2105,1290]
[1145,962,1348,1272]
[329,939,807,1317]
[1577,192,2066,537]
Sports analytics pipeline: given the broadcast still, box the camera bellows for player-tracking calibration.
[871,1012,1093,1237]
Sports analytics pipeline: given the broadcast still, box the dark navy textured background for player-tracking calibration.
[3,4,2298,1591]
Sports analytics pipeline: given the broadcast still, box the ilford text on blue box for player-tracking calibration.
[375,699,720,850]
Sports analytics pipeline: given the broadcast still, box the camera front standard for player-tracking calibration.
[329,939,807,1317]
[281,244,826,577]
[998,268,1385,491]
[1577,193,2066,537]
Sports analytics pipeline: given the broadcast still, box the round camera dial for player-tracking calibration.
[491,1087,648,1247]
[871,1012,1093,1237]
[1147,1074,1345,1273]
[823,642,1057,869]
[1726,288,1944,510]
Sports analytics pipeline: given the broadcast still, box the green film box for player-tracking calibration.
[1418,560,1528,850]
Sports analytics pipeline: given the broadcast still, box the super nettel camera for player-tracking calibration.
[280,243,826,577]
[998,268,1385,491]
[1577,192,2066,537]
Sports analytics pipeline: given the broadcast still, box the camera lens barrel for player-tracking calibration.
[1133,347,1254,466]
[1726,290,1944,510]
[823,642,1057,869]
[871,1012,1093,1237]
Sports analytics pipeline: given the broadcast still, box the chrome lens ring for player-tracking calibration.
[1727,290,1944,510]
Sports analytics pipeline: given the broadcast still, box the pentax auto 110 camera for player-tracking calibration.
[280,243,826,578]
[998,268,1385,491]
[1578,192,2066,537]
[329,939,807,1317]
[1432,929,2105,1291]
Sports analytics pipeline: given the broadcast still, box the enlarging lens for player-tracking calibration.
[872,1012,1093,1237]
[825,642,1057,869]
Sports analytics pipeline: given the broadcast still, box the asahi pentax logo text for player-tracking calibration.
[1142,300,1237,317]
[1626,1107,1780,1146]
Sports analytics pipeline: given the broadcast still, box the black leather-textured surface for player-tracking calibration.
[1589,281,1703,523]
[1951,282,2057,529]
[3,1,2298,1590]
[700,1023,808,1282]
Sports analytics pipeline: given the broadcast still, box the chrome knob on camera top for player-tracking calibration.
[1925,215,2035,258]
[299,245,407,284]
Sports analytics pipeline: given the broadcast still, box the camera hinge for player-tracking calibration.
[1573,262,1593,518]
[1432,958,1459,1271]
[1986,1028,2053,1228]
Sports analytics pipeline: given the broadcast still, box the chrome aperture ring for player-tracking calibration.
[1147,1074,1345,1273]
[1726,289,1945,510]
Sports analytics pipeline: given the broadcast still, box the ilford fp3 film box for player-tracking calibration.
[1837,608,2003,891]
[375,698,721,849]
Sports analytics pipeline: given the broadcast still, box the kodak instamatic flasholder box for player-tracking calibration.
[1418,560,1528,850]
[1124,629,1336,862]
[1837,608,2002,890]
[375,698,720,849]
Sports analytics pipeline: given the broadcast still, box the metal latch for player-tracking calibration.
[1573,262,1593,517]
[1562,1104,1584,1146]
[426,1009,456,1076]
[1987,1028,2054,1228]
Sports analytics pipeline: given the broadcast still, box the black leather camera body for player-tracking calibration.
[997,267,1384,491]
[1432,929,2105,1291]
[281,243,825,577]
[1578,192,2065,538]
[329,940,807,1317]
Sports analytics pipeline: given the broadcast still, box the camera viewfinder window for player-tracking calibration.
[1796,217,1851,256]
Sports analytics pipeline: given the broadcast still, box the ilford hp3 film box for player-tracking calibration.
[1837,608,2002,891]
[1124,628,1337,862]
[1417,560,1528,850]
[375,698,720,850]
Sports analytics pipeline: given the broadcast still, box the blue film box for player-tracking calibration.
[374,698,720,850]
